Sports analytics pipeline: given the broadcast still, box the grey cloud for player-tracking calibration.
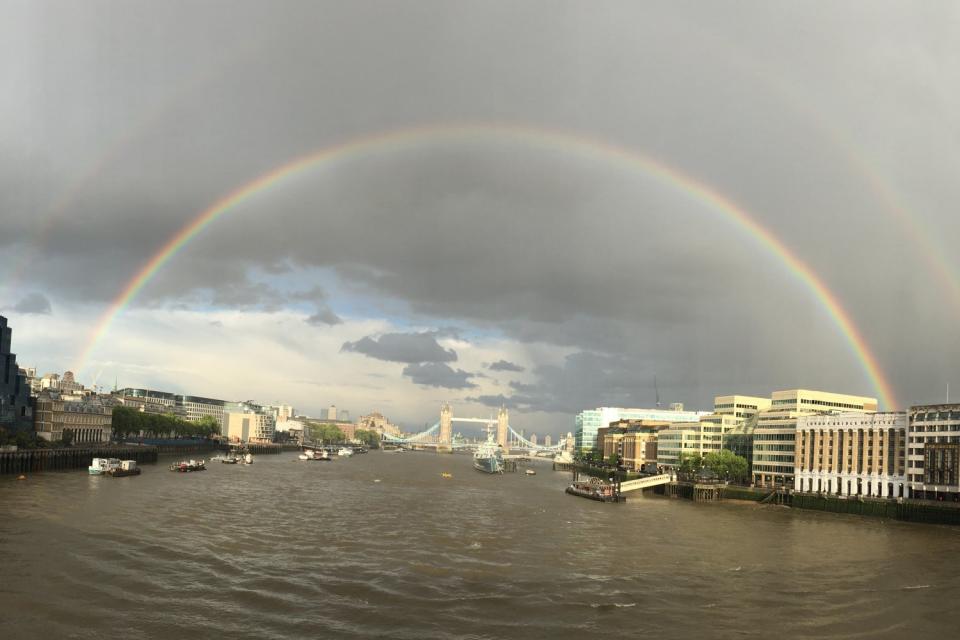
[489,359,524,372]
[12,293,52,315]
[402,362,476,389]
[306,307,343,326]
[466,394,522,410]
[1,3,956,412]
[341,331,457,363]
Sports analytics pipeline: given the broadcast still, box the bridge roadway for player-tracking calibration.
[618,474,673,493]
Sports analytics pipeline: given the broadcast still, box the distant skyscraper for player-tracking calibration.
[0,315,33,432]
[530,433,538,446]
[327,404,338,421]
[544,435,552,447]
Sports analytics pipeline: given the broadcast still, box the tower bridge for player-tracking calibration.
[381,403,564,453]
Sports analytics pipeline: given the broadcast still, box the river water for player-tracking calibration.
[2,451,959,639]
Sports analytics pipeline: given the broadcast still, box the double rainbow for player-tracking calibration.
[74,123,899,409]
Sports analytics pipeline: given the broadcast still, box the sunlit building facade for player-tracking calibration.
[752,389,877,487]
[794,411,907,498]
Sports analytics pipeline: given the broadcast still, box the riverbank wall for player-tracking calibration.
[657,481,960,525]
[790,493,960,525]
[0,445,159,475]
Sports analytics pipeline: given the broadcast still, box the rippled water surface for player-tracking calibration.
[2,451,960,639]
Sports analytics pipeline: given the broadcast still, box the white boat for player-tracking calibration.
[88,458,121,475]
[338,447,353,457]
[525,469,536,476]
[300,448,332,461]
[241,453,254,464]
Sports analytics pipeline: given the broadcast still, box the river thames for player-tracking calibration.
[2,451,960,639]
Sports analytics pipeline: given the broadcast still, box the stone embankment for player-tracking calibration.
[0,445,159,475]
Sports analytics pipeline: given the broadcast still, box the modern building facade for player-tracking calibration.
[176,395,226,427]
[223,401,276,443]
[655,415,741,469]
[751,389,878,487]
[713,395,771,421]
[575,406,706,451]
[794,411,907,498]
[0,315,32,433]
[907,404,960,501]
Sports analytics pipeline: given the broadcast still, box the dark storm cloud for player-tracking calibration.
[3,2,958,411]
[402,362,476,389]
[341,331,457,364]
[306,307,343,326]
[488,360,524,373]
[12,293,52,315]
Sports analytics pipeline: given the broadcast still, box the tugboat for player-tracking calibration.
[473,431,504,474]
[170,459,206,472]
[106,460,141,477]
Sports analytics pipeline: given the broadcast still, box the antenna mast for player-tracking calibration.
[654,375,660,409]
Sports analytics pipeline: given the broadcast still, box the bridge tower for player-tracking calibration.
[496,406,509,449]
[439,403,453,445]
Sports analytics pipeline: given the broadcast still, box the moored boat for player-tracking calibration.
[170,459,206,472]
[106,460,141,477]
[338,447,353,457]
[525,469,536,476]
[300,448,332,461]
[473,433,504,474]
[89,458,121,475]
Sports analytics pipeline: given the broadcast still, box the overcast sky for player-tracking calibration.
[2,1,959,436]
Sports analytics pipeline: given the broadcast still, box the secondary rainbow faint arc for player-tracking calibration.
[74,123,900,410]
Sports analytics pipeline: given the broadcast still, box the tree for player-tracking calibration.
[61,429,74,446]
[677,452,703,479]
[305,422,345,444]
[606,452,619,467]
[355,429,380,449]
[702,449,749,483]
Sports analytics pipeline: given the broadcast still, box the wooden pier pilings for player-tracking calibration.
[0,446,159,475]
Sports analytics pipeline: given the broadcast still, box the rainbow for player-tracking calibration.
[74,123,899,409]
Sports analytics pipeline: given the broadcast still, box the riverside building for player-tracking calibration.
[907,404,960,501]
[574,406,706,452]
[223,401,276,443]
[34,391,112,443]
[751,389,877,487]
[655,414,742,469]
[0,315,32,433]
[713,395,771,421]
[793,411,907,498]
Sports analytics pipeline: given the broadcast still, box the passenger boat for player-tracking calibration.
[566,479,623,503]
[106,460,141,477]
[473,433,504,474]
[338,447,353,457]
[88,458,121,475]
[169,459,206,472]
